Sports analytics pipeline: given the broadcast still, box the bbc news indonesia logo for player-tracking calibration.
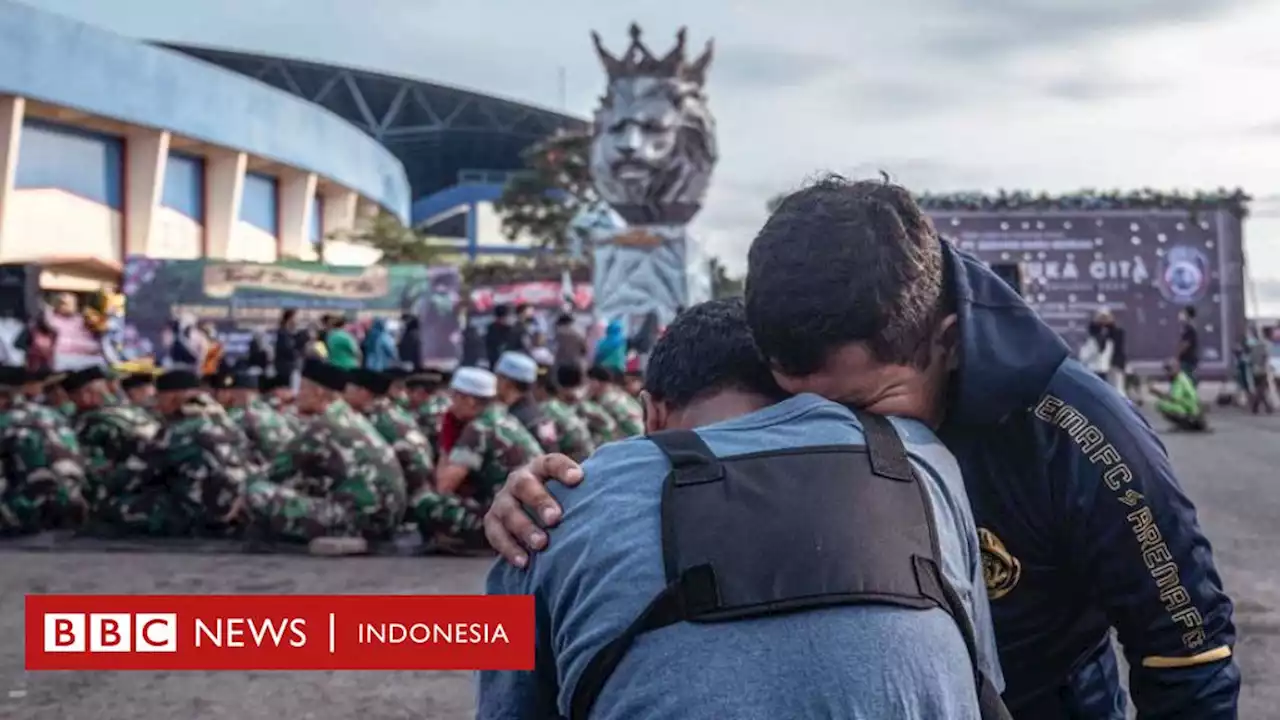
[26,595,533,671]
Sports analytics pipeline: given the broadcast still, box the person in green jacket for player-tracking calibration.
[1151,359,1208,431]
[323,314,362,370]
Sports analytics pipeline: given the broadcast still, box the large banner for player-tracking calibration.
[930,209,1247,374]
[123,257,461,365]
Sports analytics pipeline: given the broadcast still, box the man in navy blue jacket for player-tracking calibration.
[486,176,1238,719]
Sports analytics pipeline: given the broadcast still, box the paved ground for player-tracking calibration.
[1,405,1278,720]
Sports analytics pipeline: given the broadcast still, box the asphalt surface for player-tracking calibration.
[1,405,1279,720]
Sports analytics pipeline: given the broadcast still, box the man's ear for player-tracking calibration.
[640,391,666,434]
[934,313,961,371]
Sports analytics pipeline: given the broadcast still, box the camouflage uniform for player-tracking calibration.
[228,398,299,466]
[540,397,595,461]
[411,402,543,540]
[104,394,259,537]
[74,404,162,519]
[0,397,87,534]
[362,396,434,496]
[574,398,621,447]
[246,399,406,542]
[598,385,645,437]
[414,391,452,448]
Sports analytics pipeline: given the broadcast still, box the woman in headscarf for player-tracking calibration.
[361,317,398,371]
[593,318,627,373]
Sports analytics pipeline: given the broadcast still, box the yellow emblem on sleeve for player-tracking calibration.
[979,528,1022,600]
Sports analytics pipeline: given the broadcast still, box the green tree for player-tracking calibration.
[495,130,597,251]
[343,210,451,265]
[709,256,744,299]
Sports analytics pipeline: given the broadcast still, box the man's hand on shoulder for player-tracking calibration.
[485,453,584,568]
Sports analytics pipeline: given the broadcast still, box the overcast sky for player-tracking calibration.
[27,0,1280,314]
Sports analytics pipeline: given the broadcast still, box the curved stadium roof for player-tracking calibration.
[164,44,589,209]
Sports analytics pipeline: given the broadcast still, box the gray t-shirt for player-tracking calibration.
[480,393,1003,719]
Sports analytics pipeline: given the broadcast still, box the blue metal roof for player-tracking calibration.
[164,44,589,205]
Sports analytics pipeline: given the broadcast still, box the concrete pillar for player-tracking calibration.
[321,187,358,239]
[204,149,246,259]
[278,169,317,260]
[0,95,25,259]
[123,128,170,257]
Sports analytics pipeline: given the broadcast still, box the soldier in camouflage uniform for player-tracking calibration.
[212,372,298,465]
[534,365,594,461]
[494,352,560,453]
[18,369,75,433]
[345,368,434,496]
[384,365,412,410]
[589,366,645,437]
[62,366,162,523]
[407,370,450,449]
[246,359,406,545]
[43,378,77,420]
[556,365,620,447]
[0,367,88,534]
[412,367,542,548]
[120,372,158,411]
[106,370,258,536]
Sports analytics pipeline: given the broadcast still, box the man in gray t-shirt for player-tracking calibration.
[480,300,1001,719]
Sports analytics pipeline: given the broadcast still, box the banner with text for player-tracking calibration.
[123,258,461,366]
[929,209,1246,372]
[26,594,533,671]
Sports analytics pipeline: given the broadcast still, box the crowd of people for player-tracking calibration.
[1077,304,1277,433]
[0,323,649,553]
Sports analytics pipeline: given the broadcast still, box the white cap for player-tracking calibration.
[494,351,539,384]
[530,347,555,367]
[450,367,498,399]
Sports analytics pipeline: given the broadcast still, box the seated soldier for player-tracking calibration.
[0,366,87,534]
[1151,358,1209,431]
[61,366,161,523]
[407,370,449,447]
[213,371,297,465]
[555,365,619,448]
[384,365,413,409]
[533,362,594,462]
[120,372,158,412]
[495,351,560,453]
[345,368,434,496]
[480,300,1003,719]
[587,366,644,436]
[114,370,257,536]
[246,359,406,551]
[410,368,542,551]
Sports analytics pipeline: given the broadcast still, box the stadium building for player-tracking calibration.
[0,1,585,292]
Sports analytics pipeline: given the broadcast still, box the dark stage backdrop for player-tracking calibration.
[928,209,1246,376]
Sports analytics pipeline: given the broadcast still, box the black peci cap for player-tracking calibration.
[62,366,109,393]
[260,374,289,393]
[556,365,585,389]
[120,372,157,391]
[348,368,391,396]
[301,358,348,392]
[156,370,201,393]
[0,365,25,389]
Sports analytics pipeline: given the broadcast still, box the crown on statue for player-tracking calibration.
[592,23,713,86]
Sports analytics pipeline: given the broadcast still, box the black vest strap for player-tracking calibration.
[567,414,1011,720]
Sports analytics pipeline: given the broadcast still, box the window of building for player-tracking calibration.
[309,194,325,246]
[240,172,279,235]
[162,152,205,220]
[15,120,123,208]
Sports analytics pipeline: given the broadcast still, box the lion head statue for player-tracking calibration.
[589,25,718,225]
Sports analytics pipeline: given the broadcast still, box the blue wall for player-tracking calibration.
[241,173,279,234]
[162,152,204,220]
[0,0,410,221]
[15,120,122,208]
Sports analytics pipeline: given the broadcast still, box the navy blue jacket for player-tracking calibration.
[937,242,1239,719]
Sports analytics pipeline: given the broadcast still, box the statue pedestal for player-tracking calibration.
[592,224,709,324]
